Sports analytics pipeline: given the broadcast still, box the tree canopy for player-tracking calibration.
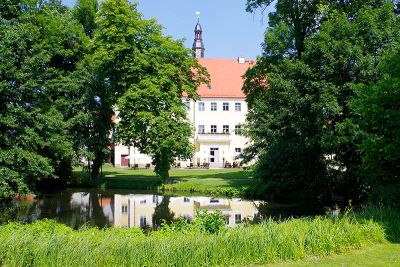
[89,0,207,180]
[0,0,208,198]
[244,0,400,202]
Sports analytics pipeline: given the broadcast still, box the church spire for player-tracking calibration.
[192,13,205,58]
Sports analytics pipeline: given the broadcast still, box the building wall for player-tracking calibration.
[186,97,248,168]
[114,98,248,168]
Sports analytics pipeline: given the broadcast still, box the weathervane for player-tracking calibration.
[195,11,200,21]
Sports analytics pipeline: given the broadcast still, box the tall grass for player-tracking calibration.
[356,205,400,242]
[0,215,385,267]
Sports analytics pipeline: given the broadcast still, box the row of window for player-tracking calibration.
[186,101,242,112]
[198,124,242,135]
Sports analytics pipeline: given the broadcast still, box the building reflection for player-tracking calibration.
[113,194,263,229]
[1,193,263,229]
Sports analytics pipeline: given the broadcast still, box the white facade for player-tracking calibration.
[114,97,248,168]
[186,97,248,168]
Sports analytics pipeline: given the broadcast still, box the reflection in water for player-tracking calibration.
[114,195,262,229]
[0,190,263,229]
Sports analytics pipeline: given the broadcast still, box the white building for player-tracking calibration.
[114,19,254,168]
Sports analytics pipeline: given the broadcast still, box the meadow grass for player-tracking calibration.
[73,164,256,197]
[261,243,400,266]
[0,215,385,267]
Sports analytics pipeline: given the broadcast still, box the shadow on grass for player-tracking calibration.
[101,169,251,180]
[356,206,400,243]
[73,165,257,196]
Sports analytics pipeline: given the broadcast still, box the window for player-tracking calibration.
[210,198,219,203]
[184,197,190,203]
[140,216,147,228]
[223,125,229,133]
[198,125,205,134]
[235,214,242,224]
[198,102,205,111]
[184,99,190,110]
[235,148,242,153]
[140,199,146,204]
[211,102,217,111]
[183,214,192,220]
[122,205,128,214]
[211,125,217,133]
[224,216,230,224]
[235,102,241,112]
[223,102,229,111]
[153,195,158,204]
[234,125,242,135]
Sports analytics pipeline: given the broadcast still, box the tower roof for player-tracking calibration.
[195,20,202,32]
[192,18,205,58]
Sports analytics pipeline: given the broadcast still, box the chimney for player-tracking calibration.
[238,56,245,64]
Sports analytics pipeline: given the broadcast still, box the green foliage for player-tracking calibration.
[356,205,400,242]
[73,0,98,37]
[351,49,400,204]
[0,215,385,266]
[0,0,89,198]
[92,0,209,181]
[161,210,226,234]
[243,0,400,202]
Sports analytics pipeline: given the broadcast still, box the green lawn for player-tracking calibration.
[73,164,257,196]
[263,243,400,267]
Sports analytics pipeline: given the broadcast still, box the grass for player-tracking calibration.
[0,215,385,267]
[262,243,400,266]
[73,164,257,197]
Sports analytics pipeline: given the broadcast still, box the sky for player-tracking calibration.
[61,0,274,60]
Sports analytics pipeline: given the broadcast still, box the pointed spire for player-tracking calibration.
[192,12,205,58]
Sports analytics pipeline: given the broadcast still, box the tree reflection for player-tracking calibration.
[152,196,174,230]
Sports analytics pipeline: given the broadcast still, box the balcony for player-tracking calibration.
[196,132,232,142]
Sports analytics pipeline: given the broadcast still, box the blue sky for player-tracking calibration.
[62,0,274,60]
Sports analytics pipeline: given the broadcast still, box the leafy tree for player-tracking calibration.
[243,0,400,201]
[351,49,400,204]
[73,0,98,37]
[90,0,208,181]
[0,0,88,198]
[0,0,21,20]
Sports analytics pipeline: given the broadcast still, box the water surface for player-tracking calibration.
[0,188,323,229]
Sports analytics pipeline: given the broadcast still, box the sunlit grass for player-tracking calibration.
[72,164,256,196]
[0,215,385,267]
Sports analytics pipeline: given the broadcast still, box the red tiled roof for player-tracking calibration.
[197,58,255,98]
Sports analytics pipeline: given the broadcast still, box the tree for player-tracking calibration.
[0,0,88,198]
[90,0,208,181]
[351,49,400,204]
[73,0,98,37]
[243,0,400,201]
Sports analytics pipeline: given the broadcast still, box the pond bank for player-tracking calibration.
[73,164,257,197]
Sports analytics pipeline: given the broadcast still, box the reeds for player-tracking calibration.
[0,215,385,266]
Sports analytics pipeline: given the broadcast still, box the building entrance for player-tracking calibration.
[210,147,220,168]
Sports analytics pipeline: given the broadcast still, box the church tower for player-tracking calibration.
[192,18,205,58]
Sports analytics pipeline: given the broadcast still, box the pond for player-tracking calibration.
[0,188,324,229]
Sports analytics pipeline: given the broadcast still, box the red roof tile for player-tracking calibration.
[197,58,255,98]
